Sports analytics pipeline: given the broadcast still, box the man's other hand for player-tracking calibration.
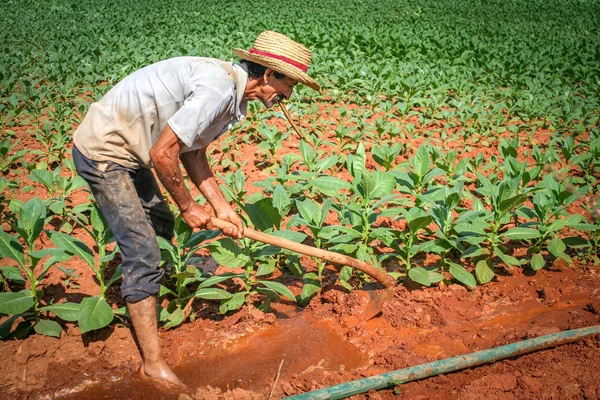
[181,203,214,230]
[216,208,245,239]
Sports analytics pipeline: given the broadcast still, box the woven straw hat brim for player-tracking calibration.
[233,48,320,92]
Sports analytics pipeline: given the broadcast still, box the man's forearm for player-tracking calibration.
[150,143,195,213]
[180,149,230,212]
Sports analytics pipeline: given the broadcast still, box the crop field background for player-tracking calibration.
[1,0,600,399]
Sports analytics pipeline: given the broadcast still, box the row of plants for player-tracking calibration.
[1,133,598,338]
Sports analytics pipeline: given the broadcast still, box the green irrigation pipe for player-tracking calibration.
[285,325,600,400]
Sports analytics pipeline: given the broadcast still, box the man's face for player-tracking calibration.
[260,71,298,108]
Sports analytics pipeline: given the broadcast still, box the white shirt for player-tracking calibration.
[73,57,248,169]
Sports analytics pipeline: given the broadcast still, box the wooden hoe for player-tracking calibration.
[211,217,396,321]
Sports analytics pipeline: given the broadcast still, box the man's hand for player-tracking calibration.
[216,207,245,239]
[181,202,214,230]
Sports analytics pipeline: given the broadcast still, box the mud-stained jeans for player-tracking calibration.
[72,145,175,302]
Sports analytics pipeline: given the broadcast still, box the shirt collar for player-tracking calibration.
[232,63,248,120]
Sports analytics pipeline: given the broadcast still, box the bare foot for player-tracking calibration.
[140,361,186,389]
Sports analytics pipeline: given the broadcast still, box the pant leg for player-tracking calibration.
[132,168,175,241]
[72,145,164,302]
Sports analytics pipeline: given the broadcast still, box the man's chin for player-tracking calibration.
[261,99,277,108]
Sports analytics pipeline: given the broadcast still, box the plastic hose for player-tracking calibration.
[285,325,600,400]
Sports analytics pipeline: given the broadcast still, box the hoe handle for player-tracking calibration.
[211,217,396,289]
[279,102,305,141]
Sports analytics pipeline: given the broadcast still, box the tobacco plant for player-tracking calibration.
[0,198,72,338]
[157,215,232,328]
[49,205,123,333]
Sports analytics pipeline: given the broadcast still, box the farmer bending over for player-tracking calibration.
[71,31,319,386]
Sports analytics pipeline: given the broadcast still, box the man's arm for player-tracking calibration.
[149,124,214,231]
[180,146,244,239]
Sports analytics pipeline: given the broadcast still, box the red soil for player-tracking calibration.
[1,103,599,399]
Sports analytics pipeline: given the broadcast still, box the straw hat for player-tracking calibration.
[233,31,320,92]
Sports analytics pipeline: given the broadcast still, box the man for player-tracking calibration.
[71,31,319,386]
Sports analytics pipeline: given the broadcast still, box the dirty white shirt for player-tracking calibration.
[73,57,248,169]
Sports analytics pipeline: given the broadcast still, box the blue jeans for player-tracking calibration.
[72,145,174,302]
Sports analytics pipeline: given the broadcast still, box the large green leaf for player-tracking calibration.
[257,280,296,302]
[0,291,34,314]
[40,302,81,322]
[0,266,25,285]
[358,171,395,201]
[199,273,237,288]
[219,292,246,314]
[310,176,351,197]
[49,231,95,268]
[0,231,25,268]
[17,197,46,245]
[500,227,541,240]
[34,319,62,337]
[412,146,430,179]
[78,297,114,333]
[298,272,321,305]
[0,314,23,339]
[272,184,291,215]
[184,230,220,249]
[163,307,185,330]
[498,193,528,219]
[408,267,431,286]
[449,263,476,287]
[206,238,249,268]
[530,253,545,271]
[296,198,319,225]
[270,229,307,243]
[547,236,567,258]
[475,260,495,284]
[193,288,233,300]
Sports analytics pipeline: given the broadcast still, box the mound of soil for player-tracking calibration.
[1,263,599,399]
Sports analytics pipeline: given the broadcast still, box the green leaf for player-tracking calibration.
[193,288,232,300]
[34,319,62,337]
[49,231,95,268]
[78,297,114,333]
[547,236,566,258]
[17,197,46,244]
[408,267,431,286]
[475,260,495,284]
[184,230,220,248]
[298,272,321,305]
[40,302,81,321]
[310,176,351,196]
[449,263,476,287]
[531,253,545,271]
[206,238,249,268]
[159,285,176,297]
[258,280,296,302]
[257,259,276,276]
[163,307,185,330]
[270,229,307,243]
[272,184,291,215]
[1,266,26,285]
[0,231,25,268]
[0,314,23,339]
[500,227,541,240]
[498,193,528,219]
[494,247,522,267]
[0,291,34,314]
[198,273,237,288]
[358,171,395,200]
[296,199,319,224]
[219,292,246,314]
[413,146,430,179]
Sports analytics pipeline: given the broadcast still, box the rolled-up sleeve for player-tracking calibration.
[167,86,233,147]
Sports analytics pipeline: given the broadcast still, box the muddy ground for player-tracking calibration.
[1,104,599,399]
